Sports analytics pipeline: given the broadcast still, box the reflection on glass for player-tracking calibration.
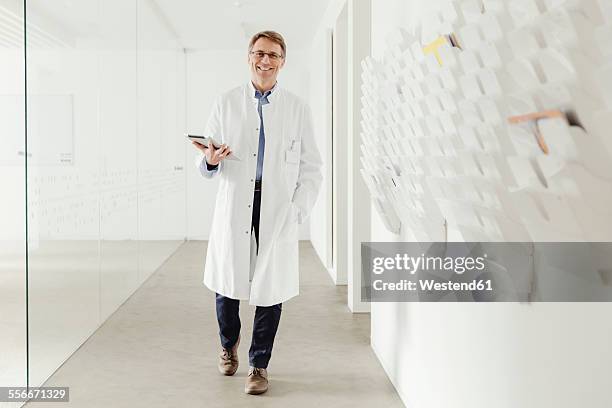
[25,0,186,388]
[137,0,187,284]
[0,0,27,390]
[26,0,103,387]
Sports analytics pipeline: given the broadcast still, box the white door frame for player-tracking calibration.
[332,3,349,286]
[346,0,371,313]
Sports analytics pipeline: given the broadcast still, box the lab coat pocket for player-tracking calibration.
[278,203,299,242]
[290,201,300,223]
[284,148,300,195]
[285,149,299,164]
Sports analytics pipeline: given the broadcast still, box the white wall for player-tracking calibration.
[308,29,333,272]
[369,1,612,407]
[307,0,373,308]
[185,48,312,240]
[346,0,372,312]
[306,0,350,280]
[331,3,349,285]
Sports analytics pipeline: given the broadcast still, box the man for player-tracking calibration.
[192,31,322,395]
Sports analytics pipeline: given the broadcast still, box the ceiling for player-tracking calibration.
[21,0,331,51]
[154,0,331,51]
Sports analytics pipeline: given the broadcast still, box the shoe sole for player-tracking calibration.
[219,367,238,376]
[244,387,268,395]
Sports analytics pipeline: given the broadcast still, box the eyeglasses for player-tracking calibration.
[250,50,284,61]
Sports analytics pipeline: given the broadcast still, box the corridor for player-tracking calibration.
[26,242,403,407]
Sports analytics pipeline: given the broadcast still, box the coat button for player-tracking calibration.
[250,179,254,182]
[245,231,249,234]
[252,153,256,157]
[248,204,251,208]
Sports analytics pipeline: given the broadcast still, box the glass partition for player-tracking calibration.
[0,0,187,393]
[136,0,186,283]
[22,0,186,389]
[25,0,103,386]
[96,0,140,322]
[0,0,27,394]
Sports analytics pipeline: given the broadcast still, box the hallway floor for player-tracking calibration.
[27,241,403,407]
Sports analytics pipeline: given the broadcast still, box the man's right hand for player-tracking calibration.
[192,140,232,166]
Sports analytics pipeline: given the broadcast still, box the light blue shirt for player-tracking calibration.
[200,83,277,181]
[254,87,273,182]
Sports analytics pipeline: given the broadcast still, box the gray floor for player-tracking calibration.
[27,241,404,407]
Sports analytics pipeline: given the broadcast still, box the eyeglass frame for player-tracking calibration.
[249,50,285,61]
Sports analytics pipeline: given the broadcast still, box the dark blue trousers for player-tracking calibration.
[215,186,282,369]
[215,294,282,368]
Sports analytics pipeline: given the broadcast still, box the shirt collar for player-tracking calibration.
[250,81,278,100]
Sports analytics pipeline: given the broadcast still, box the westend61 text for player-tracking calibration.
[372,279,493,292]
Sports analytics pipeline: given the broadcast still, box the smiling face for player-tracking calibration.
[248,37,285,92]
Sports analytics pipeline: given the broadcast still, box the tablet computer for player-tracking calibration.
[186,134,240,161]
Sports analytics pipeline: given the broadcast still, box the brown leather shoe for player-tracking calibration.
[218,335,240,376]
[245,366,268,395]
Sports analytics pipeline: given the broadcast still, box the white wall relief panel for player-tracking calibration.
[361,0,612,244]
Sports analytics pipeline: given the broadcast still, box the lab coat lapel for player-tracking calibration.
[243,83,259,153]
[259,86,284,155]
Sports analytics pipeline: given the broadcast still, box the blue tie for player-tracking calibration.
[254,89,271,183]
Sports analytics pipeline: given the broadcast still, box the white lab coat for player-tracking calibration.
[196,82,323,306]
